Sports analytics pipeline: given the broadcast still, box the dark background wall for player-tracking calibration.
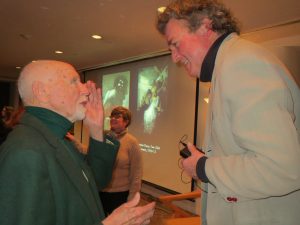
[0,81,12,111]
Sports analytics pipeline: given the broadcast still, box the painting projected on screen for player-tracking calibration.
[102,71,130,129]
[137,66,168,134]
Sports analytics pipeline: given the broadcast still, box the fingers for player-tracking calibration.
[85,81,101,105]
[182,145,203,180]
[86,80,96,105]
[137,202,155,216]
[143,202,156,220]
[102,191,155,225]
[187,143,205,157]
[96,87,103,106]
[187,142,197,153]
[65,132,71,138]
[124,192,140,208]
[130,202,156,225]
[65,132,74,141]
[103,200,155,225]
[85,80,103,116]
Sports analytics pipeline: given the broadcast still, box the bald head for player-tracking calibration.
[18,60,75,106]
[18,60,89,122]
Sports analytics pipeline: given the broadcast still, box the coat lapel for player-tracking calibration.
[53,144,101,219]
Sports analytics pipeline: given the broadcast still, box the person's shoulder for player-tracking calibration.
[224,34,270,58]
[124,132,140,147]
[124,132,137,140]
[0,128,47,162]
[3,124,51,153]
[0,135,48,174]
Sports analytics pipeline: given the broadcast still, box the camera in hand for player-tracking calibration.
[179,142,204,158]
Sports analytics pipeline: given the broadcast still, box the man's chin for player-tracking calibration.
[189,68,201,78]
[187,71,198,78]
[78,113,86,121]
[78,115,86,121]
[184,65,196,78]
[71,111,86,122]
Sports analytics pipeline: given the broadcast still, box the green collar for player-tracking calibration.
[25,106,72,139]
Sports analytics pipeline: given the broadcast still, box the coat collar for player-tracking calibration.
[200,32,232,82]
[25,106,72,139]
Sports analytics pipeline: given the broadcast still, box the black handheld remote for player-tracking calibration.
[179,142,204,158]
[180,147,191,158]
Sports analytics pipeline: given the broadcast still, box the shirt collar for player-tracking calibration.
[200,32,231,82]
[25,106,72,139]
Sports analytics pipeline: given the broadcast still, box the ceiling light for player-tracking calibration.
[92,35,102,40]
[157,6,166,13]
[55,50,63,54]
[16,66,21,69]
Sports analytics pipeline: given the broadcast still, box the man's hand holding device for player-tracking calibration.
[180,142,205,180]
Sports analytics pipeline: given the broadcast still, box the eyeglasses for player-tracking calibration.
[109,114,123,119]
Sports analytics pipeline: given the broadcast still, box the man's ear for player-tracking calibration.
[32,80,50,103]
[202,18,213,30]
[196,18,213,36]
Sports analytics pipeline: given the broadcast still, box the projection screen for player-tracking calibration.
[82,54,197,193]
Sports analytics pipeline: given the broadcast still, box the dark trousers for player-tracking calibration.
[99,190,129,215]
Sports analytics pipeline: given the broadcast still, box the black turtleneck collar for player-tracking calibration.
[25,106,72,139]
[200,32,231,82]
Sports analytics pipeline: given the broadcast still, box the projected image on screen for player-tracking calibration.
[137,66,168,134]
[102,71,130,129]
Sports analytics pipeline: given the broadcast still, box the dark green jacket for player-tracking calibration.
[0,112,119,225]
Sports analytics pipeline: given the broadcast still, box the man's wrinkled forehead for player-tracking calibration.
[43,66,78,84]
[55,67,78,79]
[165,19,189,45]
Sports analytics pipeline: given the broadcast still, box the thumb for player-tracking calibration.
[187,142,197,153]
[124,192,140,208]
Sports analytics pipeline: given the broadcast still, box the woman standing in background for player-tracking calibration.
[100,106,143,215]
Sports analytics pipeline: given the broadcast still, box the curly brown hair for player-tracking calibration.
[156,0,240,35]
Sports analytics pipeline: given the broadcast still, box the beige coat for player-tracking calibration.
[202,33,300,225]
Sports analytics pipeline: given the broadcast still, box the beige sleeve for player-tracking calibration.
[127,139,143,201]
